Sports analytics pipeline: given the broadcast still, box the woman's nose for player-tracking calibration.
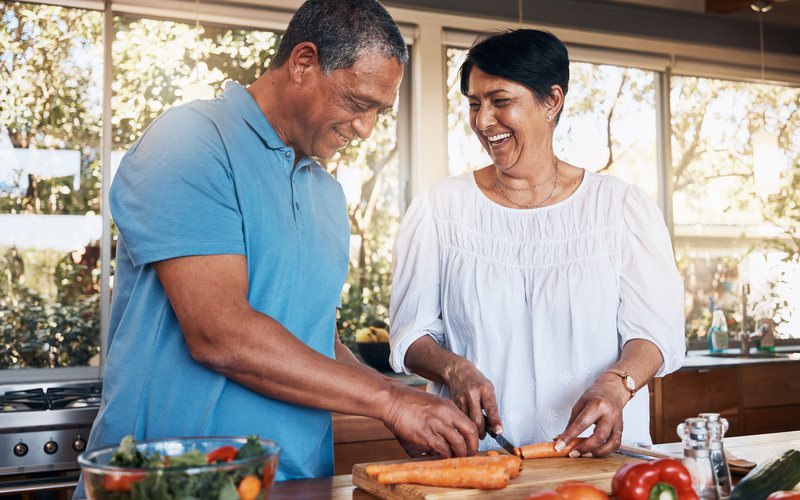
[474,105,495,132]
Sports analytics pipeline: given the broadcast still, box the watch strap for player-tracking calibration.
[605,369,636,399]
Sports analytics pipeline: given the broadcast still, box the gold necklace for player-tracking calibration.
[495,158,559,192]
[495,161,559,209]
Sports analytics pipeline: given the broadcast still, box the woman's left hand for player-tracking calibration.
[555,373,629,457]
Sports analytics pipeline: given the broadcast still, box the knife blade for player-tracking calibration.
[484,419,518,455]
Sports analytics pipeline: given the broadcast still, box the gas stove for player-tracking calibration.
[0,381,101,477]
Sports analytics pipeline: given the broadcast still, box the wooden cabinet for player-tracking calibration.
[332,412,406,475]
[650,361,800,443]
[650,366,739,443]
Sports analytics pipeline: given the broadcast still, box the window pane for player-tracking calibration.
[112,16,281,153]
[446,48,489,175]
[446,48,659,199]
[0,2,103,369]
[556,63,658,198]
[671,76,800,340]
[330,105,402,348]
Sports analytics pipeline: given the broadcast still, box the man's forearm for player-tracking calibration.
[334,336,400,384]
[205,310,401,421]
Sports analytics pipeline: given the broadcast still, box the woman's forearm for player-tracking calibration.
[404,335,470,386]
[609,338,665,393]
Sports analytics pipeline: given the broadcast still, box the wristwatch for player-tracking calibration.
[606,369,636,399]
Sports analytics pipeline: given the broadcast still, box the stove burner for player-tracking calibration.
[0,383,102,412]
[46,384,102,410]
[0,388,48,412]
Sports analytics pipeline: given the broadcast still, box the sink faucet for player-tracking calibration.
[739,283,768,356]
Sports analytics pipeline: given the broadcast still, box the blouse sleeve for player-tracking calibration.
[389,191,445,374]
[618,185,686,377]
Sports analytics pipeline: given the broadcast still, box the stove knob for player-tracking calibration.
[44,440,59,455]
[72,437,87,452]
[13,442,28,457]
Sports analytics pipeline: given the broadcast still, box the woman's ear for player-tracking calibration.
[547,84,565,118]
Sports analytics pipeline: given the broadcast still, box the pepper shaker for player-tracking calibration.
[677,417,718,500]
[699,413,732,499]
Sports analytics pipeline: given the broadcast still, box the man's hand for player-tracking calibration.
[443,359,502,439]
[382,385,479,458]
[556,373,628,457]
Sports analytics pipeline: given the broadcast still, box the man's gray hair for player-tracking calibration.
[270,0,408,73]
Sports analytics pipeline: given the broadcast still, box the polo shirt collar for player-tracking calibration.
[223,81,317,171]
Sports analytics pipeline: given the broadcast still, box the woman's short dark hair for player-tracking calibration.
[460,29,569,121]
[271,0,408,73]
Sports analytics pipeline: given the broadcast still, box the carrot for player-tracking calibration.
[517,438,586,459]
[377,464,509,489]
[366,455,522,479]
[237,475,261,500]
[486,450,500,456]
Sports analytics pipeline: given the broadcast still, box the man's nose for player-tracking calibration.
[352,110,378,140]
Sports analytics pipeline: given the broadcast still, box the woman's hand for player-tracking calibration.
[404,336,504,440]
[556,373,629,457]
[443,358,503,439]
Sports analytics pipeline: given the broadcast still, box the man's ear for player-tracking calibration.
[288,42,320,84]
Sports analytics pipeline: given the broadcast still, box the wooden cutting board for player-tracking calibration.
[352,454,643,499]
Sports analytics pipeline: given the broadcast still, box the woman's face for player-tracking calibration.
[467,66,551,172]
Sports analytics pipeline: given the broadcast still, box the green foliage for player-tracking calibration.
[0,281,100,369]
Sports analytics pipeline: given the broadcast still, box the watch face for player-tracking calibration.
[624,376,636,391]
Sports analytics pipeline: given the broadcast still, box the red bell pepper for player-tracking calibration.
[207,444,238,463]
[612,458,699,500]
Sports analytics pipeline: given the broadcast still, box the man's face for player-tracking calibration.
[299,52,403,159]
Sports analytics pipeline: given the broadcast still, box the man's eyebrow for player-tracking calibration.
[467,89,509,99]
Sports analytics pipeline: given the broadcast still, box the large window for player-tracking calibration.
[1,3,407,375]
[1,2,103,370]
[672,76,800,340]
[446,45,800,342]
[446,48,658,199]
[111,16,403,350]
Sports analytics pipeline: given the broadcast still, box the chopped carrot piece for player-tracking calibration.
[518,438,586,459]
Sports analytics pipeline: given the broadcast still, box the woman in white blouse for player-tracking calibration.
[389,29,685,458]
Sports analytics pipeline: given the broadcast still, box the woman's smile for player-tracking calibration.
[487,132,512,149]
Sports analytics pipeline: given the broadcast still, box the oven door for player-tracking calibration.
[0,469,79,498]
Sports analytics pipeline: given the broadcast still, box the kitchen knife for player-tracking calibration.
[484,419,518,455]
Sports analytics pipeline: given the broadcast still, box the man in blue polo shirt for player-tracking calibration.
[82,0,478,487]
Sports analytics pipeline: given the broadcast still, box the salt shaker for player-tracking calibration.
[677,417,718,500]
[699,413,732,499]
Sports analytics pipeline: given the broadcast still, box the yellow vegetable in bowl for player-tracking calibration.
[355,326,390,343]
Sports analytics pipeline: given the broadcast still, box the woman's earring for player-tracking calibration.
[546,114,552,121]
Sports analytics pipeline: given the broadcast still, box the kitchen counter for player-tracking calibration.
[271,430,800,499]
[681,346,800,370]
